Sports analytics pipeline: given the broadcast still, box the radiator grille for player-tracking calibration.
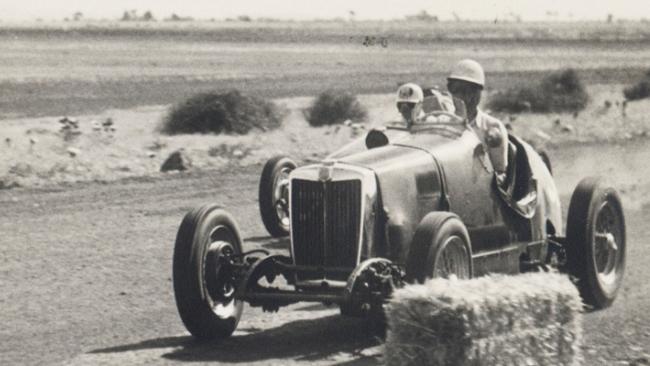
[291,179,362,270]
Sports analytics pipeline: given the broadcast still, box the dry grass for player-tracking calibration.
[384,272,583,366]
[5,20,650,42]
[1,22,650,118]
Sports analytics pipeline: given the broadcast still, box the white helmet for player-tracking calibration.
[448,59,485,88]
[396,83,424,104]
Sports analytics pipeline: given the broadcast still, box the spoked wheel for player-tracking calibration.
[259,156,297,237]
[204,231,239,320]
[432,235,471,279]
[593,202,624,291]
[566,177,626,309]
[173,205,244,339]
[406,212,473,283]
[272,167,291,229]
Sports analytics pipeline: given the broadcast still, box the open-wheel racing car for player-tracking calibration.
[172,93,626,339]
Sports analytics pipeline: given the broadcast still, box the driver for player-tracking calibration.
[446,59,508,184]
[396,83,424,127]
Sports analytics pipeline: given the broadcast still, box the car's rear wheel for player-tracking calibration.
[259,156,296,237]
[565,177,626,309]
[173,205,244,339]
[406,212,473,283]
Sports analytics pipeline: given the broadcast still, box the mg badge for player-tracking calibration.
[318,165,334,181]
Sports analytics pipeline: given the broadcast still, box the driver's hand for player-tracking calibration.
[496,172,507,187]
[486,127,504,148]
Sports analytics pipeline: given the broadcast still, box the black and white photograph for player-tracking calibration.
[1,1,649,365]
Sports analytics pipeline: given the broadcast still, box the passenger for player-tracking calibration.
[396,83,424,127]
[447,59,509,184]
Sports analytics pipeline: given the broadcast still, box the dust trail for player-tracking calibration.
[551,139,650,211]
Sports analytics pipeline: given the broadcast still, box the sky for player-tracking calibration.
[0,0,647,21]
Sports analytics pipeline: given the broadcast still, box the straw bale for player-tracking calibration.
[384,272,582,366]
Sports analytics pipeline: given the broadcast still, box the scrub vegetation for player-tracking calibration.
[160,90,284,135]
[488,69,589,113]
[303,90,367,127]
[623,69,650,101]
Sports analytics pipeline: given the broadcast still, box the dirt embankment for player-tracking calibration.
[2,84,649,191]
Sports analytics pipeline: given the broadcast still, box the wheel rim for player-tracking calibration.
[203,225,239,319]
[433,235,470,279]
[593,201,624,292]
[272,167,291,230]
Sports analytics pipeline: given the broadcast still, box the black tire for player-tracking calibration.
[259,156,297,237]
[405,212,473,284]
[539,150,553,175]
[173,205,244,339]
[565,177,626,309]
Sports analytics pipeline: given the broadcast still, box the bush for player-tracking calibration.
[623,69,650,101]
[303,90,367,127]
[488,69,589,113]
[161,90,283,135]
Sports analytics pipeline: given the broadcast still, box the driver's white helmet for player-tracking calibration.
[396,83,424,104]
[448,59,485,88]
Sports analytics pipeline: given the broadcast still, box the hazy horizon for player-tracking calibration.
[1,0,648,22]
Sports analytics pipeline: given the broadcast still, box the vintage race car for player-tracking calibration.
[171,96,626,339]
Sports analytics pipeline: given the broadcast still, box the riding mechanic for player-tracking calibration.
[395,83,424,127]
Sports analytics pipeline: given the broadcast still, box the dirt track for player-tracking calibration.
[2,141,650,365]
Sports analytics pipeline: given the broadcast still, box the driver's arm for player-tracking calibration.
[486,125,505,148]
[484,117,508,174]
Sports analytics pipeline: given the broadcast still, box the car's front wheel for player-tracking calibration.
[406,212,473,283]
[565,177,626,309]
[173,205,244,339]
[259,156,297,237]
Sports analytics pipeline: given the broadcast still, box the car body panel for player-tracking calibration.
[340,143,442,264]
[289,121,562,277]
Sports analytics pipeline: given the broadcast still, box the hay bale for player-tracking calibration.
[384,272,582,366]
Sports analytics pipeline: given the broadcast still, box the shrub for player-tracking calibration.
[623,69,650,101]
[303,90,367,127]
[488,69,589,113]
[161,90,283,135]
